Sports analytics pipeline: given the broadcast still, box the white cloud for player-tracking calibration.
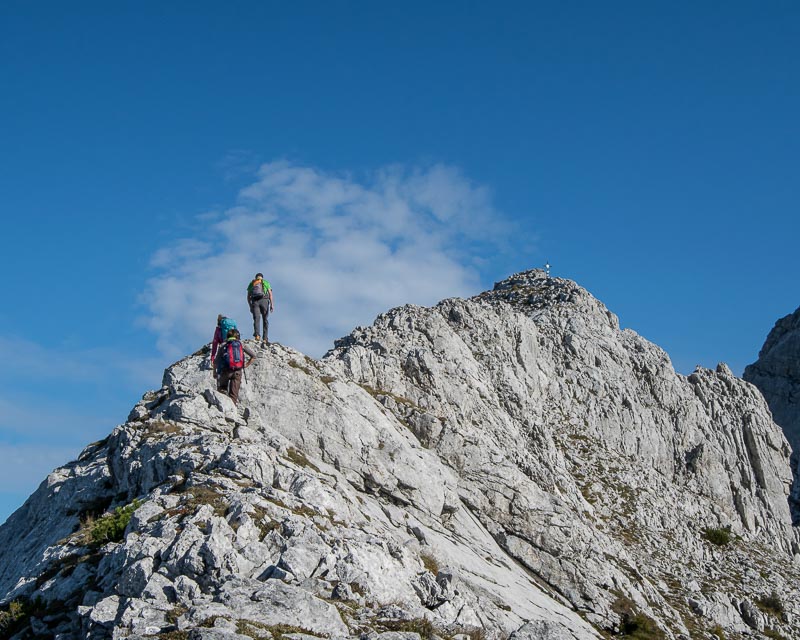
[141,161,510,359]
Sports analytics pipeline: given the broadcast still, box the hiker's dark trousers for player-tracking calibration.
[218,369,243,404]
[251,299,270,340]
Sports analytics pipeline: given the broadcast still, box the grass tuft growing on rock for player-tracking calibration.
[142,420,183,441]
[236,619,322,638]
[250,505,282,539]
[285,447,321,473]
[420,552,440,575]
[165,605,188,625]
[288,359,316,376]
[154,632,189,640]
[380,617,437,640]
[171,483,229,518]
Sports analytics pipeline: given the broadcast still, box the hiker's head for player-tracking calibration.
[255,273,263,281]
[227,328,240,340]
[217,314,223,326]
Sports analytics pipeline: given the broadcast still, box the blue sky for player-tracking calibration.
[1,1,798,524]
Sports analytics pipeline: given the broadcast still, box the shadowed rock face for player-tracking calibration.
[1,270,799,640]
[744,305,800,522]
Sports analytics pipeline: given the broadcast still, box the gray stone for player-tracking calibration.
[744,305,800,522]
[88,595,121,627]
[2,270,800,640]
[118,558,154,598]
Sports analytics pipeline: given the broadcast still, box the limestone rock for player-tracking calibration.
[0,270,798,640]
[744,305,800,522]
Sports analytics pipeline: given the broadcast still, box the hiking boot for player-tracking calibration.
[254,335,261,341]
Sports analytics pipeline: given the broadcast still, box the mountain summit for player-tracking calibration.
[1,270,798,640]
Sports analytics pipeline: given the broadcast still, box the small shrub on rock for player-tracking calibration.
[0,600,28,636]
[0,597,46,638]
[756,591,785,616]
[91,499,141,544]
[612,595,666,639]
[702,527,731,547]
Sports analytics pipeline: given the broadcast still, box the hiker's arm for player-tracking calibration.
[243,344,258,367]
[269,287,274,311]
[210,329,222,373]
[211,329,221,362]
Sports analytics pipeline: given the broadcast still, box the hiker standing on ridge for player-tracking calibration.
[211,315,238,378]
[247,272,274,344]
[215,328,257,404]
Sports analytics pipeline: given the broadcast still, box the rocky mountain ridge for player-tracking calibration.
[0,269,798,640]
[744,306,800,524]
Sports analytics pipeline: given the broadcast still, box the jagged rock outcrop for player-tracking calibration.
[1,270,799,640]
[744,305,800,524]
